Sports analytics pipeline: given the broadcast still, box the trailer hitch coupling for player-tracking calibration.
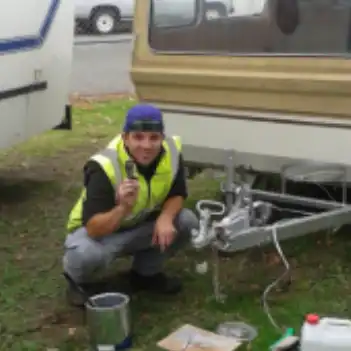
[191,184,273,252]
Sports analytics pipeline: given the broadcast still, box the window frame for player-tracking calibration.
[147,0,351,58]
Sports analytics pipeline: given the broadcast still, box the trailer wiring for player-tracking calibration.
[261,183,338,332]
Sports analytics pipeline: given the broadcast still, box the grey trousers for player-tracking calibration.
[62,208,199,283]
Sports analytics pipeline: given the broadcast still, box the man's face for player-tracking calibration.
[123,131,163,165]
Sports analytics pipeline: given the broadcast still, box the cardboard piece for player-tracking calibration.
[157,324,242,351]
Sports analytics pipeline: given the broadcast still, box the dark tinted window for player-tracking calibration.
[149,0,351,56]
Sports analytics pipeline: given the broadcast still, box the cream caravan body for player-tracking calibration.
[131,0,351,180]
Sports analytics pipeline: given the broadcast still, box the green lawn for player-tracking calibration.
[1,96,351,350]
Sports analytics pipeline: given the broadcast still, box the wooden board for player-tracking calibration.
[157,324,242,351]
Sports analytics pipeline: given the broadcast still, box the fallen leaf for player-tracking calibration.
[68,327,76,336]
[265,253,281,266]
[250,284,260,291]
[326,240,333,246]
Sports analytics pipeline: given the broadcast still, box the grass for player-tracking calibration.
[1,95,351,350]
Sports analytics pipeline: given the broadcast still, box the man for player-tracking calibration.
[63,103,199,306]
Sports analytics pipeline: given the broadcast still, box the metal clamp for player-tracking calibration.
[191,200,226,250]
[212,200,272,252]
[250,200,273,226]
[191,186,273,252]
[195,199,226,216]
[220,181,253,210]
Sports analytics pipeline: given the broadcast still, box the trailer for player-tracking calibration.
[0,0,74,151]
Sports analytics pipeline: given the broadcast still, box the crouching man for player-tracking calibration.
[63,104,199,306]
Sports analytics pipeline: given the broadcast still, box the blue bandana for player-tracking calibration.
[123,104,164,133]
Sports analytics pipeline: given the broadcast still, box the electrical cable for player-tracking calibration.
[261,182,338,331]
[261,223,291,332]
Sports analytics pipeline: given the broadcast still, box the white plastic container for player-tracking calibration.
[300,314,351,351]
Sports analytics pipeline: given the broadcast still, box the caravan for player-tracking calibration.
[131,0,351,179]
[0,0,74,151]
[130,0,351,262]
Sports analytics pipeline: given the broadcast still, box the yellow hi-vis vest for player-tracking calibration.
[66,134,182,233]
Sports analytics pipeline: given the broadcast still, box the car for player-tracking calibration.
[153,0,234,27]
[205,0,234,19]
[74,0,134,35]
[74,0,234,35]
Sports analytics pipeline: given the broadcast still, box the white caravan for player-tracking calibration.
[0,0,74,151]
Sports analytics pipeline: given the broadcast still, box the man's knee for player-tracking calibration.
[174,208,199,239]
[63,229,107,282]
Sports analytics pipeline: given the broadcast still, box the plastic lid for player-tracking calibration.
[216,322,258,342]
[306,314,320,325]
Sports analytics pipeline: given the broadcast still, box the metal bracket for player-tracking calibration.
[53,104,72,130]
[191,154,351,253]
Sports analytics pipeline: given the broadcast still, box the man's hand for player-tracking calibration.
[152,214,176,252]
[116,179,139,214]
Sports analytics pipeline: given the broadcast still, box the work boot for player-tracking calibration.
[65,285,87,308]
[128,270,182,295]
[64,274,107,308]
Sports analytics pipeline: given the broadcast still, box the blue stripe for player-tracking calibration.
[0,0,60,54]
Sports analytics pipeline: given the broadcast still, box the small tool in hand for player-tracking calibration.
[125,159,137,180]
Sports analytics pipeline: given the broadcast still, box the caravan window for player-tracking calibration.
[149,0,351,56]
[150,0,197,28]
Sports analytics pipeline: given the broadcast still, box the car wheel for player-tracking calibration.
[91,8,119,35]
